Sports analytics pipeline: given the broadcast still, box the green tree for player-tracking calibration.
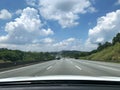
[112,33,120,45]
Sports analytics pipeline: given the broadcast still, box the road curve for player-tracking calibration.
[0,59,120,78]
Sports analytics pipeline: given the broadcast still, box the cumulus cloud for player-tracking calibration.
[29,38,78,51]
[39,0,96,28]
[42,38,54,43]
[55,38,97,51]
[87,10,120,45]
[41,28,54,36]
[0,9,12,20]
[53,38,75,47]
[0,37,75,51]
[32,37,54,44]
[52,38,89,51]
[26,0,37,6]
[0,36,94,52]
[15,9,22,15]
[0,7,54,45]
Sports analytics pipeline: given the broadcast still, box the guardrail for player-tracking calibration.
[0,60,49,70]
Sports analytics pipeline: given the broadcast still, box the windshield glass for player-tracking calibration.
[0,0,120,79]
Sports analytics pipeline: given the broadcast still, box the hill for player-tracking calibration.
[85,42,120,62]
[61,50,89,59]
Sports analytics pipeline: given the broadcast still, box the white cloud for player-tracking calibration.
[42,38,54,43]
[0,36,95,52]
[54,38,75,47]
[15,9,22,15]
[39,0,96,28]
[26,0,37,6]
[84,39,98,51]
[0,9,12,20]
[53,38,75,47]
[32,37,54,44]
[41,28,54,36]
[87,10,120,45]
[0,7,54,45]
[49,38,95,51]
[0,38,76,52]
[52,38,79,51]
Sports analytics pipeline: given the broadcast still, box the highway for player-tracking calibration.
[0,59,120,78]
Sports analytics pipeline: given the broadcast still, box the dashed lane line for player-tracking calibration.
[75,65,82,70]
[46,66,53,70]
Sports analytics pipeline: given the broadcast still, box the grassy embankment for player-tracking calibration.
[82,43,120,62]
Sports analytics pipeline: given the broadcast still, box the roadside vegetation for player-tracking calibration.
[0,49,56,64]
[85,42,120,62]
[61,50,89,59]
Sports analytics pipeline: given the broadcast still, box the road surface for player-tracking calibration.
[0,59,120,78]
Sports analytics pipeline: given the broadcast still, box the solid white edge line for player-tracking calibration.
[98,65,120,71]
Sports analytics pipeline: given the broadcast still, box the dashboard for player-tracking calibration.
[0,80,120,90]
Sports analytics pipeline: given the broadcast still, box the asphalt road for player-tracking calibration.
[0,59,120,78]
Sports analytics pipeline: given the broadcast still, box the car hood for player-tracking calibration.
[0,75,120,82]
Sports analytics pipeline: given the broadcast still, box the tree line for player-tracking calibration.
[61,50,89,59]
[0,48,56,63]
[90,33,120,54]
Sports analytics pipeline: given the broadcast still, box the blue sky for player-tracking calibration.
[0,0,120,52]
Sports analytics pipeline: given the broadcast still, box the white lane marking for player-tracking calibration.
[81,61,120,72]
[46,66,53,70]
[0,65,32,75]
[75,65,82,70]
[98,65,120,72]
[0,61,55,75]
[90,62,120,71]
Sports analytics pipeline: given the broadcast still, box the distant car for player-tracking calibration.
[75,57,79,59]
[56,57,61,60]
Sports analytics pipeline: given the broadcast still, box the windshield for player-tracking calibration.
[0,0,120,80]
